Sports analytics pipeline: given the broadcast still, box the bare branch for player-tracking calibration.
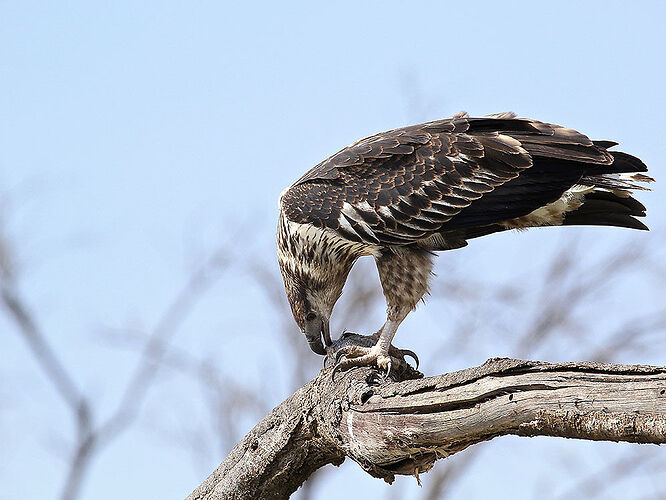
[1,283,86,416]
[422,446,481,500]
[98,249,229,442]
[556,447,661,500]
[187,358,666,500]
[1,233,229,500]
[1,262,95,500]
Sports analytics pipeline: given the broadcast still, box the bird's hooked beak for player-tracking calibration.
[304,313,331,355]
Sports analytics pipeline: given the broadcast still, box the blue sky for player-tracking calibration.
[2,2,665,499]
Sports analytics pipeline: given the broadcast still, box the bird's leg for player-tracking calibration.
[365,327,419,366]
[330,311,420,379]
[329,248,432,378]
[334,319,401,367]
[332,319,418,365]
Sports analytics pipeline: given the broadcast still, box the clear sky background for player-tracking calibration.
[2,2,665,499]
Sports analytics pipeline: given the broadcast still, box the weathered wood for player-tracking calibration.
[186,358,666,500]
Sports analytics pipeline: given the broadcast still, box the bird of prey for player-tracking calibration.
[277,112,652,374]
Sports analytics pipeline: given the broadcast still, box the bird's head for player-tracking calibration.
[276,208,358,356]
[280,268,333,355]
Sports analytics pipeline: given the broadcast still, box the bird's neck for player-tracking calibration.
[277,212,361,311]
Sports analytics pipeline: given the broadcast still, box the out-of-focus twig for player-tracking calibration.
[97,249,228,442]
[423,446,482,500]
[555,447,661,500]
[1,224,229,500]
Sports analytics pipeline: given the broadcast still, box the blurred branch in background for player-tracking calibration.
[0,211,230,500]
[555,447,663,500]
[105,333,269,466]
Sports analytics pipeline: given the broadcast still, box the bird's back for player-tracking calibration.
[279,113,652,251]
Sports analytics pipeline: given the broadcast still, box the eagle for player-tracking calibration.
[277,112,652,374]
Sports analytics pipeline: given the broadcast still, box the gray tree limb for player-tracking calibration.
[187,358,666,500]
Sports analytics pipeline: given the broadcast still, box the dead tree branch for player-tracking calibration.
[187,357,666,500]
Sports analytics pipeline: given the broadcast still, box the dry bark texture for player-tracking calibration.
[186,358,666,500]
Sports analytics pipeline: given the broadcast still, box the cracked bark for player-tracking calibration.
[186,358,666,500]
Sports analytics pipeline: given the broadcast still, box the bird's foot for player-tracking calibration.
[326,332,422,381]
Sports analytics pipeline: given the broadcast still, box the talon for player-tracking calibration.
[400,349,420,370]
[331,363,342,381]
[325,333,422,381]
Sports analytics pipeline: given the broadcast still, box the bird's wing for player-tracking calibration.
[280,113,616,245]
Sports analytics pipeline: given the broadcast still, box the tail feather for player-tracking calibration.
[563,190,648,231]
[605,151,649,174]
[579,190,646,215]
[581,150,653,191]
[579,150,648,174]
[566,148,653,231]
[592,140,619,149]
[563,211,648,231]
[581,174,652,192]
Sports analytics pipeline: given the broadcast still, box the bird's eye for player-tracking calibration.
[305,312,317,322]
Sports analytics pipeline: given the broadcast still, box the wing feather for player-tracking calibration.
[280,114,619,246]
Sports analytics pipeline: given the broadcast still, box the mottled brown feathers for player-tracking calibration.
[280,113,651,248]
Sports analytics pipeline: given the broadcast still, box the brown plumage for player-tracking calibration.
[277,112,653,371]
